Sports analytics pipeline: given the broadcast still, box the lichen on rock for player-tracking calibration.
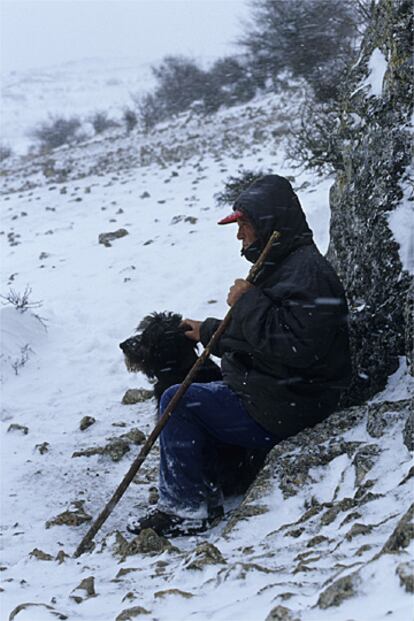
[113,529,179,558]
[7,423,29,435]
[265,605,301,621]
[79,416,96,431]
[9,602,68,620]
[396,561,414,593]
[115,606,150,620]
[98,228,128,247]
[352,444,380,486]
[380,503,414,554]
[45,500,92,529]
[72,427,145,462]
[154,588,194,599]
[317,571,360,608]
[70,575,96,603]
[122,388,154,405]
[29,548,54,561]
[326,0,413,405]
[184,542,226,570]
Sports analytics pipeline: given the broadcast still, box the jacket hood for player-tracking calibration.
[234,175,313,266]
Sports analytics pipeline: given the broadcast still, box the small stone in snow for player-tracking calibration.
[9,602,68,620]
[29,548,54,561]
[73,576,96,597]
[345,523,373,541]
[402,410,413,451]
[354,543,372,557]
[70,576,97,603]
[124,528,178,557]
[380,503,414,554]
[7,424,29,435]
[45,501,92,529]
[55,550,69,564]
[265,604,300,621]
[185,542,226,570]
[35,442,50,455]
[317,572,360,608]
[306,535,329,547]
[122,389,153,405]
[115,606,150,620]
[99,228,129,247]
[396,562,414,593]
[79,416,96,431]
[154,588,193,599]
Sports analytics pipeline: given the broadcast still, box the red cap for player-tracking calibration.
[217,209,245,225]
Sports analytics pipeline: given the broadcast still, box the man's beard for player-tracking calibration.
[241,239,262,263]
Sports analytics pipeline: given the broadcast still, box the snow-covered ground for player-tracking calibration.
[1,76,412,620]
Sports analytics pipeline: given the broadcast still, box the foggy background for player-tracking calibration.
[1,0,248,73]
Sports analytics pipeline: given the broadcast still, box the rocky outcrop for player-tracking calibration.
[225,398,412,614]
[327,0,413,405]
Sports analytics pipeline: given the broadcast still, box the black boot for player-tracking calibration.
[127,506,223,538]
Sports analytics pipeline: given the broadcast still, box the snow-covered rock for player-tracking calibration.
[327,0,413,404]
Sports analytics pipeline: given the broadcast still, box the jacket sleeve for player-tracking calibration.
[230,281,341,369]
[199,317,225,357]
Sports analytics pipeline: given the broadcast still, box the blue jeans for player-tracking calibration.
[158,381,277,518]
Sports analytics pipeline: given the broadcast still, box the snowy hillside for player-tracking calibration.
[1,57,155,155]
[1,81,412,621]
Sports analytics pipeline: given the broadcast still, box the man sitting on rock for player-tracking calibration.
[128,174,352,537]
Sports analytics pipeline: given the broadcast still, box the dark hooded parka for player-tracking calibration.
[200,175,352,440]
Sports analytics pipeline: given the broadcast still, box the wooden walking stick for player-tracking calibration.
[74,230,281,557]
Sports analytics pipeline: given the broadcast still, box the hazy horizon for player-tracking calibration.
[1,0,250,74]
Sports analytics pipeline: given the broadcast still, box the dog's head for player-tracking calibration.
[119,311,198,379]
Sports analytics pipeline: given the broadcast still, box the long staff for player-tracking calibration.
[74,230,281,557]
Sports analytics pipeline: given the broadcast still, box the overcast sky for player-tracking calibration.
[1,0,250,73]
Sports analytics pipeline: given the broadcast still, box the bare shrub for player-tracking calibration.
[132,54,260,131]
[132,93,165,132]
[89,111,119,134]
[29,115,82,150]
[286,101,342,175]
[208,56,258,107]
[240,0,360,102]
[0,143,12,162]
[0,286,43,316]
[151,56,212,116]
[11,344,33,376]
[215,170,267,206]
[123,107,138,133]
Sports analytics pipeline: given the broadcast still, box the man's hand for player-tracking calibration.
[227,279,254,307]
[181,318,201,342]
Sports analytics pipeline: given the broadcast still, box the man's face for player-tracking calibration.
[237,218,257,250]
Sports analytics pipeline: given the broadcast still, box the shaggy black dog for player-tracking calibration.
[119,311,222,407]
[119,311,266,497]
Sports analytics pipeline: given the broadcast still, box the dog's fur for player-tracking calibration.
[119,311,222,407]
